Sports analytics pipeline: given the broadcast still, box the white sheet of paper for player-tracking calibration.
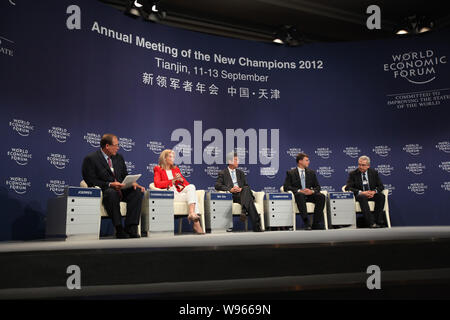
[120,174,142,189]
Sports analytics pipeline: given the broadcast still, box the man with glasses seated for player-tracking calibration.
[82,134,145,238]
[345,155,386,228]
[215,152,263,232]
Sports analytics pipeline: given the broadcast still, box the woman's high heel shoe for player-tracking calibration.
[188,214,204,234]
[193,224,205,235]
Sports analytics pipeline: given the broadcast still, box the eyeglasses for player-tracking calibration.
[109,144,120,147]
[358,163,369,167]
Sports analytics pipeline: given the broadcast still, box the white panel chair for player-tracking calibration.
[217,190,266,231]
[149,183,206,234]
[341,186,391,228]
[280,186,328,230]
[80,180,140,236]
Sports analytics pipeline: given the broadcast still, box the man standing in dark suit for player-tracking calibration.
[82,134,145,238]
[345,155,385,228]
[215,152,263,232]
[283,153,325,230]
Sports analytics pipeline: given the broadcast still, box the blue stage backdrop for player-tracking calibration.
[1,0,449,240]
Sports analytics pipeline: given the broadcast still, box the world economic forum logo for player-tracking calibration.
[119,137,135,152]
[441,182,450,192]
[383,184,396,196]
[263,186,279,193]
[47,153,70,170]
[315,147,332,159]
[125,161,135,173]
[408,182,428,195]
[345,165,358,174]
[9,119,34,137]
[6,177,31,194]
[48,126,71,143]
[261,167,277,179]
[178,164,194,178]
[383,50,447,84]
[235,147,248,160]
[403,144,423,156]
[46,180,67,196]
[375,164,394,176]
[204,166,220,179]
[147,141,166,155]
[406,163,426,175]
[317,166,334,178]
[84,133,101,148]
[173,143,192,158]
[259,147,277,179]
[372,145,391,157]
[286,148,305,158]
[436,141,450,153]
[205,145,223,158]
[321,185,336,192]
[146,163,158,176]
[439,161,450,173]
[8,148,32,166]
[343,147,361,158]
[239,166,251,176]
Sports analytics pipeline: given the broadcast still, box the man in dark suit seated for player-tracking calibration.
[283,153,325,230]
[82,133,145,238]
[345,155,385,228]
[215,152,263,232]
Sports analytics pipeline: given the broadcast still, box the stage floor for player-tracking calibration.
[1,226,450,253]
[2,226,450,300]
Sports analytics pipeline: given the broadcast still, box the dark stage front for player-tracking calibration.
[1,226,450,300]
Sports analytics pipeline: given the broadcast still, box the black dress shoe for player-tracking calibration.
[252,221,263,232]
[369,223,378,229]
[304,225,312,231]
[115,226,130,239]
[128,232,141,238]
[125,225,141,238]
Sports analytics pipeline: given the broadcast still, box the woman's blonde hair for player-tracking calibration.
[158,149,175,170]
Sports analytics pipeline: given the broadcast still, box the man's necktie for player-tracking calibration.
[231,170,238,187]
[108,157,122,199]
[107,157,113,174]
[301,170,306,190]
[362,172,368,191]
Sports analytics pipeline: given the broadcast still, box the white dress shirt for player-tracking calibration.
[360,171,376,194]
[228,167,239,187]
[166,169,174,180]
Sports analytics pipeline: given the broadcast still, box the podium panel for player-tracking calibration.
[142,190,174,235]
[329,192,356,227]
[205,193,233,232]
[46,187,101,240]
[264,193,293,228]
